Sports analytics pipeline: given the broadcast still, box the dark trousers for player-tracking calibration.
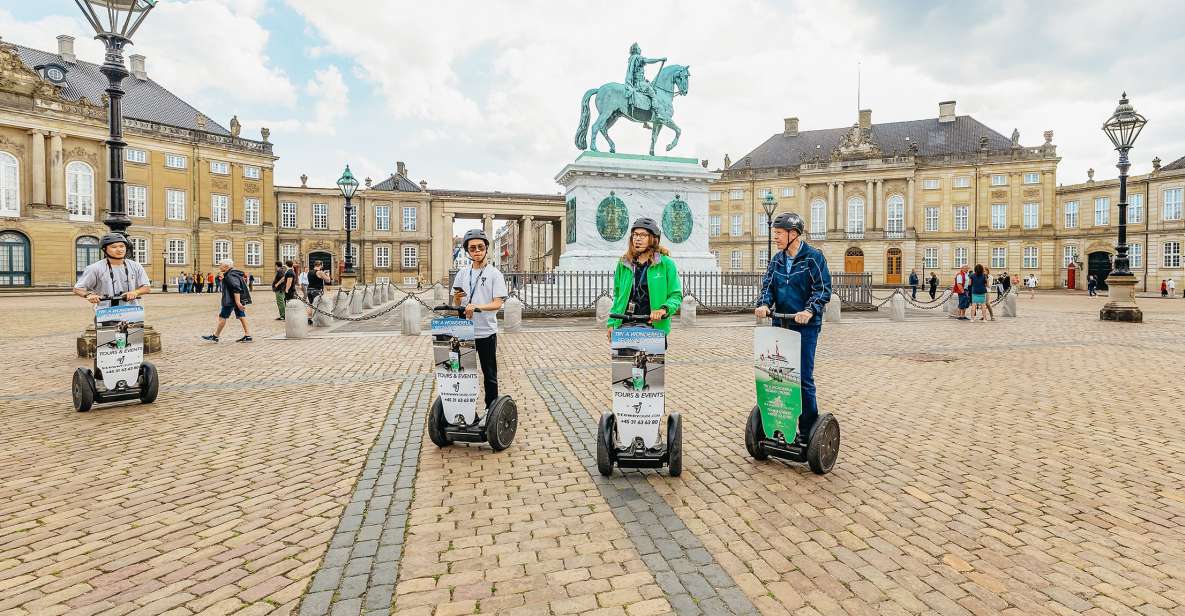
[911,285,918,300]
[929,286,937,300]
[783,322,820,439]
[475,334,499,408]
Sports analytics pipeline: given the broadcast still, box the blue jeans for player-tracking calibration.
[784,322,820,439]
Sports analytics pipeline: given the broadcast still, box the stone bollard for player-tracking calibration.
[503,296,523,332]
[349,289,364,315]
[401,298,422,336]
[680,296,697,327]
[285,300,308,338]
[332,290,350,320]
[383,284,392,303]
[362,286,375,309]
[595,295,613,324]
[1002,292,1018,317]
[946,293,960,317]
[313,293,334,327]
[825,294,842,323]
[890,293,906,322]
[433,284,448,304]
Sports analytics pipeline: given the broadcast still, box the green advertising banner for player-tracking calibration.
[753,326,802,442]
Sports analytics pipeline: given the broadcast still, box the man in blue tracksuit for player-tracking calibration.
[755,212,832,444]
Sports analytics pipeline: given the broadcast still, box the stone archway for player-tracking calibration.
[1088,251,1112,291]
[0,230,31,287]
[845,247,865,273]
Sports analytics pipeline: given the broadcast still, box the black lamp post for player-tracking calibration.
[74,0,157,237]
[161,245,168,292]
[337,164,359,273]
[761,192,777,267]
[1100,92,1147,323]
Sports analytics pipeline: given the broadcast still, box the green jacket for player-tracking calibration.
[607,253,682,333]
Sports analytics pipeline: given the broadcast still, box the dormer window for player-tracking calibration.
[35,63,69,85]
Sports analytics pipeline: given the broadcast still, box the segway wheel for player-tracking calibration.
[666,412,683,477]
[486,396,518,451]
[806,413,841,475]
[72,368,95,413]
[596,413,615,477]
[427,396,452,447]
[745,405,769,461]
[138,362,159,404]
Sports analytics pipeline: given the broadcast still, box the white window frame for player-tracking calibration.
[991,203,1007,230]
[922,247,938,269]
[954,246,968,268]
[709,191,721,201]
[1163,188,1183,221]
[402,245,418,269]
[244,197,260,226]
[757,247,770,269]
[375,205,390,231]
[1129,243,1142,268]
[243,165,261,180]
[212,240,231,266]
[991,174,1007,186]
[924,207,938,232]
[129,236,148,263]
[1023,246,1038,269]
[127,184,148,218]
[1064,201,1079,228]
[66,161,95,221]
[1128,193,1143,224]
[280,202,297,228]
[166,189,186,220]
[212,194,230,224]
[729,189,744,200]
[245,241,262,267]
[846,196,865,233]
[166,239,187,265]
[781,187,793,198]
[922,178,940,190]
[1063,244,1079,267]
[1023,172,1040,185]
[730,214,743,237]
[709,215,721,237]
[164,153,187,169]
[953,176,971,189]
[1023,202,1039,229]
[730,249,742,270]
[1094,196,1110,226]
[313,203,328,229]
[991,247,1007,269]
[280,243,297,262]
[375,244,391,268]
[953,205,969,232]
[886,195,904,233]
[757,214,769,237]
[346,207,358,231]
[402,206,417,232]
[1164,241,1181,268]
[810,199,826,234]
[125,148,147,164]
[210,160,230,175]
[0,151,18,217]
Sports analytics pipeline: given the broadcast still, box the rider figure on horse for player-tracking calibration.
[624,42,665,110]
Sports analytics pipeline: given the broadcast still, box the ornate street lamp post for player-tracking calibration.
[1100,92,1147,323]
[337,164,359,273]
[74,0,158,237]
[761,192,777,268]
[161,245,168,292]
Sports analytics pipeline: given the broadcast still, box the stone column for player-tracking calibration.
[800,183,808,216]
[483,213,495,241]
[906,178,915,233]
[836,181,845,232]
[29,130,46,205]
[827,183,835,232]
[519,215,534,272]
[877,179,886,230]
[551,221,562,268]
[49,132,65,207]
[432,211,454,283]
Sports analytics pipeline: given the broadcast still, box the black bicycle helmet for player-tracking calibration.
[772,212,805,235]
[462,228,489,250]
[630,217,661,239]
[99,233,130,255]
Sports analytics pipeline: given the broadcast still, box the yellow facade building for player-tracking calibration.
[0,35,277,289]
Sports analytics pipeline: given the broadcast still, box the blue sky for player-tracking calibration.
[4,0,1184,197]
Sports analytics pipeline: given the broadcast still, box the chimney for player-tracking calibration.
[858,109,871,131]
[57,35,76,64]
[783,117,799,137]
[129,54,147,80]
[938,100,956,123]
[396,161,407,177]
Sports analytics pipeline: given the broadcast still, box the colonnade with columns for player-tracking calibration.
[801,176,914,237]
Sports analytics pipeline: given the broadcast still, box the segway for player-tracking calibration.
[597,313,681,477]
[425,304,518,451]
[72,296,159,412]
[745,312,839,474]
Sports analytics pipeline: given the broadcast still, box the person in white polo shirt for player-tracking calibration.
[451,228,509,410]
[73,233,151,308]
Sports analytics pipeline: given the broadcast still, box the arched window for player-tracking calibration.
[0,151,19,217]
[847,196,865,234]
[0,231,31,286]
[75,235,101,279]
[810,198,826,235]
[67,161,95,220]
[886,194,905,233]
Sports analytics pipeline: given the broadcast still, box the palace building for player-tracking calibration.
[0,35,277,288]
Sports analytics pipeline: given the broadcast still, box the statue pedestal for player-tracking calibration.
[555,151,720,272]
[77,324,161,358]
[1100,274,1143,323]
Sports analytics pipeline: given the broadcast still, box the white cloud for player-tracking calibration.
[303,65,349,136]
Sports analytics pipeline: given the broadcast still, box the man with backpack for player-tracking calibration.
[202,258,252,343]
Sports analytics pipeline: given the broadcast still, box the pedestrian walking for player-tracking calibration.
[202,259,252,343]
[270,261,289,321]
[983,266,996,320]
[194,272,204,294]
[928,272,939,300]
[248,274,255,292]
[908,269,919,300]
[1001,271,1011,295]
[177,271,186,293]
[1026,274,1038,299]
[969,264,991,321]
[1169,278,1177,298]
[306,260,330,325]
[206,272,215,293]
[215,272,223,293]
[1088,274,1098,297]
[953,265,971,320]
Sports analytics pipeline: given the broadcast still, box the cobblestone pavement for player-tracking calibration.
[2,291,1184,615]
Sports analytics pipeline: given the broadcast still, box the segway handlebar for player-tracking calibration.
[433,304,482,316]
[768,311,800,319]
[608,313,652,324]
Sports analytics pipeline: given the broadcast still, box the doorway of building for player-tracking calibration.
[75,236,101,280]
[844,247,865,273]
[0,231,31,287]
[885,248,902,285]
[1088,251,1112,291]
[308,251,334,273]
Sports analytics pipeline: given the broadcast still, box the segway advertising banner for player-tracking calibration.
[94,305,144,391]
[754,326,802,441]
[431,317,480,425]
[610,327,666,448]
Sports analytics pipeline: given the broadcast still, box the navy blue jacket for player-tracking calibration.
[758,241,832,327]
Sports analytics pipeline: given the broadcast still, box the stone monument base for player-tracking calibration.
[1100,274,1143,323]
[77,324,161,358]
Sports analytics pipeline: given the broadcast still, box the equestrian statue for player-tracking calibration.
[575,42,690,156]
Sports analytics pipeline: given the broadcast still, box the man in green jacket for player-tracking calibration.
[607,217,682,339]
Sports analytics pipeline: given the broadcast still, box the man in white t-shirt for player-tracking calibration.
[451,229,508,409]
[73,233,151,308]
[1168,278,1177,298]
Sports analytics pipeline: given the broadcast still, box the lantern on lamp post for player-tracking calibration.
[1099,92,1147,323]
[761,192,777,268]
[337,165,359,273]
